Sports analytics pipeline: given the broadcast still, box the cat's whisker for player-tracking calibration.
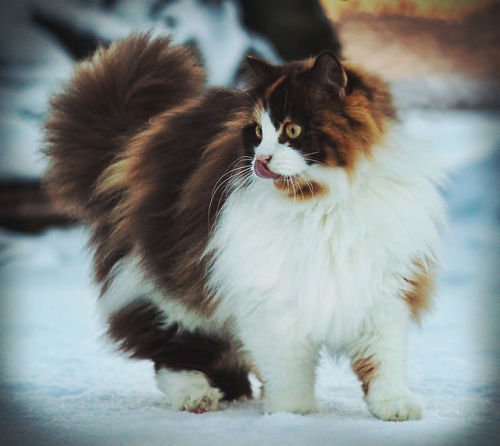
[235,170,255,193]
[302,153,329,169]
[298,173,314,196]
[211,156,251,191]
[208,159,251,228]
[211,167,248,212]
[209,167,247,221]
[284,177,291,197]
[296,175,308,200]
[288,176,297,203]
[293,177,303,201]
[212,171,252,228]
[294,176,305,201]
[211,167,254,231]
[209,160,243,199]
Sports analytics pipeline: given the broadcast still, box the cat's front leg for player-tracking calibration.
[238,314,319,414]
[345,300,423,421]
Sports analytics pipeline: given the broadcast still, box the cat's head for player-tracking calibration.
[242,52,396,199]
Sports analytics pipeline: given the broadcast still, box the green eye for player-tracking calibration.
[255,124,262,139]
[285,123,302,139]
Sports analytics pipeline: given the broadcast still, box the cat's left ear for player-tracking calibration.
[246,56,282,84]
[311,51,348,99]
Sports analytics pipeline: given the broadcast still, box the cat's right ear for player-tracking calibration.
[246,56,281,84]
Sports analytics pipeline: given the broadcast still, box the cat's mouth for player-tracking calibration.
[254,159,282,180]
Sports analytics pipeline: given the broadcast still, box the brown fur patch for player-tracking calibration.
[317,63,395,171]
[264,75,286,100]
[112,89,254,316]
[352,356,379,395]
[403,260,435,322]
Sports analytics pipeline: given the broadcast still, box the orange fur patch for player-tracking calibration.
[314,62,395,172]
[352,356,379,395]
[273,177,326,200]
[403,260,435,323]
[95,157,130,196]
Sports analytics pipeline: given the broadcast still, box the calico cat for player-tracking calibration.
[44,34,445,420]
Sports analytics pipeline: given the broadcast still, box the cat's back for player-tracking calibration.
[95,87,255,307]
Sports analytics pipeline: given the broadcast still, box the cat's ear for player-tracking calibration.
[310,51,348,98]
[246,56,281,84]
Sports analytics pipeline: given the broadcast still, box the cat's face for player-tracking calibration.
[243,52,395,199]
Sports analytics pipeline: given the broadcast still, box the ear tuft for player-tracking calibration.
[311,51,347,90]
[246,55,281,84]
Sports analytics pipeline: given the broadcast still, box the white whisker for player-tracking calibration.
[208,156,253,230]
[298,173,314,196]
[210,166,254,232]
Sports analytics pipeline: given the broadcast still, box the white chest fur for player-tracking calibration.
[206,144,446,344]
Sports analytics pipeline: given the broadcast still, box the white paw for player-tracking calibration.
[365,390,423,421]
[155,369,222,413]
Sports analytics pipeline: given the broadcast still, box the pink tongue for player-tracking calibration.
[254,160,281,180]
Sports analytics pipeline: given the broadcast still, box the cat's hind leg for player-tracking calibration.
[106,298,252,413]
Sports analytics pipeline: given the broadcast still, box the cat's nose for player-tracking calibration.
[256,154,272,165]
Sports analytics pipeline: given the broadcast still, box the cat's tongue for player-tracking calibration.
[254,160,281,180]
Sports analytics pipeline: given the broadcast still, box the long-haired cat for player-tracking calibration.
[44,34,445,420]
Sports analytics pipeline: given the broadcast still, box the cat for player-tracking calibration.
[44,33,446,420]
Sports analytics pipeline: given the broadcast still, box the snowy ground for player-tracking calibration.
[1,109,499,445]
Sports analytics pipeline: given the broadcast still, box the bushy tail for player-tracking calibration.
[43,33,204,219]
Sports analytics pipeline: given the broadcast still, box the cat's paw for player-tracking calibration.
[155,369,222,413]
[182,392,221,414]
[365,389,423,421]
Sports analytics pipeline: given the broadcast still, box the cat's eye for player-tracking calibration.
[285,123,302,139]
[255,124,262,139]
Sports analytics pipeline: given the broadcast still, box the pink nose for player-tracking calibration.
[256,154,272,165]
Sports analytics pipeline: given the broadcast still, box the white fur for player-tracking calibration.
[206,128,446,417]
[98,256,216,332]
[254,111,309,177]
[155,368,222,412]
[97,255,150,319]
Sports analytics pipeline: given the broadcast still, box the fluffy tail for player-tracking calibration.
[43,33,204,219]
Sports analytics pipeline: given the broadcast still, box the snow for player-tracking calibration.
[1,109,499,445]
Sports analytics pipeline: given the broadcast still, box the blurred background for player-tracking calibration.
[0,0,499,230]
[0,0,499,231]
[0,1,499,445]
